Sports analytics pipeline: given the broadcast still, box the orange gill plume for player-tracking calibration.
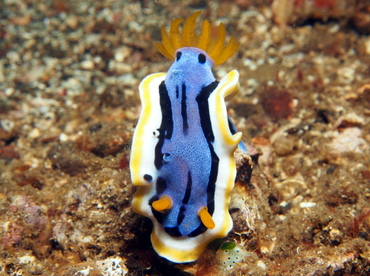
[155,11,240,65]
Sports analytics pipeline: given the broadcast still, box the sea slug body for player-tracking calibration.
[130,12,245,263]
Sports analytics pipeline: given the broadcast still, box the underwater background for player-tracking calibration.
[1,0,370,275]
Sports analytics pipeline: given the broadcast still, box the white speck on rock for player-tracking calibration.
[300,202,316,208]
[96,257,128,276]
[76,266,92,276]
[0,120,14,132]
[81,60,94,70]
[256,260,267,270]
[114,46,131,63]
[337,67,355,83]
[329,127,368,154]
[18,255,36,264]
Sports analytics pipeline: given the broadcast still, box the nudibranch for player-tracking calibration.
[130,11,245,263]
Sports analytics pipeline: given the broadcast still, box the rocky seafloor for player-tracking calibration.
[1,0,370,275]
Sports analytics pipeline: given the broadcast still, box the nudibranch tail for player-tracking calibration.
[155,12,240,65]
